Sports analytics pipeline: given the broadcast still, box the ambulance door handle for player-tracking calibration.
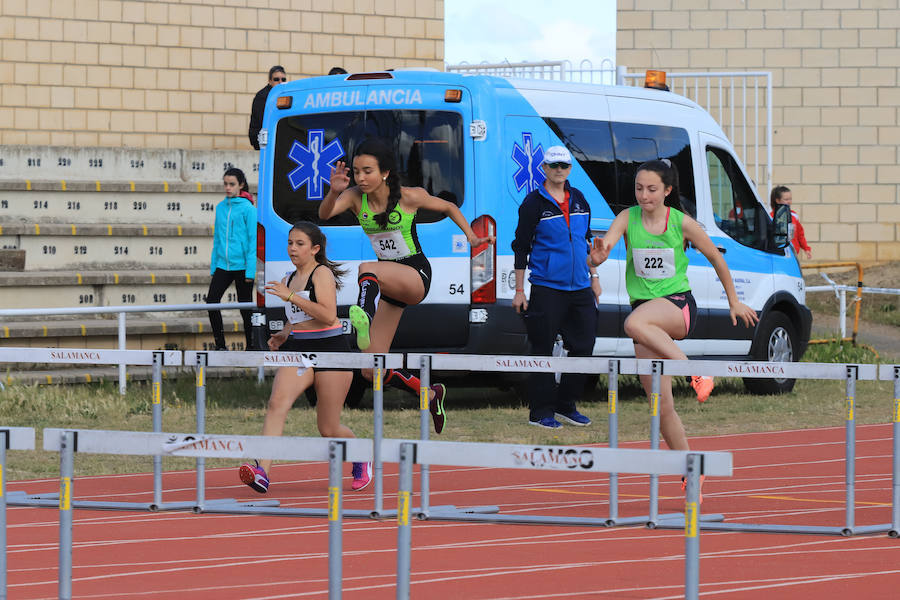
[716,245,727,254]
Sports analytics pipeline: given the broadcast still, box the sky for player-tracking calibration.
[443,0,617,69]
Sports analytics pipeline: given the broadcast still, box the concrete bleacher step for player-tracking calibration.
[0,269,221,309]
[0,222,213,271]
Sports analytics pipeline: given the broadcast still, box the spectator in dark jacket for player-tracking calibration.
[248,66,286,150]
[511,146,602,429]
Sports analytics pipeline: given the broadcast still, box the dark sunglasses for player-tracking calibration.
[546,162,571,169]
[272,76,287,82]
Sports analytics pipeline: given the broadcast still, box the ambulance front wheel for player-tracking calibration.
[744,310,798,395]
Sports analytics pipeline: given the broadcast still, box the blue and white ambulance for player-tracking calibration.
[255,70,811,394]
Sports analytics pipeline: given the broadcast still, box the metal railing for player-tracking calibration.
[804,262,865,344]
[0,301,258,394]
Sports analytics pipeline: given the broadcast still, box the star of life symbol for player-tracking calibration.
[511,132,545,193]
[287,130,345,200]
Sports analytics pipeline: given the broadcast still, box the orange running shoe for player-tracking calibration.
[682,475,706,504]
[691,375,714,403]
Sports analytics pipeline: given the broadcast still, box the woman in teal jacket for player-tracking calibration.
[207,167,256,350]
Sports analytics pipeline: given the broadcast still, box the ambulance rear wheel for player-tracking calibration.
[744,311,797,395]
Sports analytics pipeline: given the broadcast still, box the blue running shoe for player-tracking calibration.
[528,416,563,429]
[555,411,592,427]
[239,460,269,493]
[349,305,371,350]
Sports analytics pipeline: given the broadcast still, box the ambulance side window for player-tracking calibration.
[706,147,765,251]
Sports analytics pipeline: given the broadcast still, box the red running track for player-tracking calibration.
[8,424,900,599]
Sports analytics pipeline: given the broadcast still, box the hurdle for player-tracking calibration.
[0,427,35,600]
[42,427,732,600]
[0,348,203,512]
[409,353,701,527]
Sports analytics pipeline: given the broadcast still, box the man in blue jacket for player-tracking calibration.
[512,146,601,428]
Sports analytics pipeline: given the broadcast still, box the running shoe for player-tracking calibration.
[348,305,371,350]
[351,461,372,491]
[555,410,592,427]
[691,375,715,403]
[239,460,269,494]
[430,383,447,434]
[528,416,563,429]
[682,475,706,504]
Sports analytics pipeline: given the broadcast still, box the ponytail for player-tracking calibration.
[290,221,348,289]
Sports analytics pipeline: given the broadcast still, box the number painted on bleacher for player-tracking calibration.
[192,161,205,171]
[226,292,236,302]
[27,157,41,167]
[58,157,71,166]
[130,159,144,168]
[153,293,167,303]
[184,245,197,255]
[79,294,94,304]
[1,200,8,208]
[113,246,128,255]
[166,202,181,211]
[67,201,80,210]
[149,246,163,255]
[121,293,136,303]
[230,342,244,351]
[73,245,87,255]
[192,293,207,302]
[252,163,259,172]
[88,158,103,168]
[223,161,234,171]
[104,201,118,210]
[162,160,177,170]
[33,200,48,209]
[200,202,214,211]
[133,201,147,210]
[42,245,56,255]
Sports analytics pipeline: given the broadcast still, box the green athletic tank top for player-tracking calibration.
[356,193,422,260]
[625,205,691,301]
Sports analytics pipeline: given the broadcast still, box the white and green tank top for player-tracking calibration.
[625,205,691,301]
[356,193,422,260]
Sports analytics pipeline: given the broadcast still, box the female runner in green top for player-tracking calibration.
[592,160,758,462]
[319,138,494,433]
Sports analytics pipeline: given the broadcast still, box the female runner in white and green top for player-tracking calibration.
[592,159,758,458]
[318,138,495,434]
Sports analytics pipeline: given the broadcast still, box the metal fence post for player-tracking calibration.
[844,365,857,534]
[328,441,343,600]
[418,355,431,516]
[59,431,75,600]
[649,360,662,525]
[607,360,619,524]
[396,442,414,600]
[372,354,385,516]
[892,366,900,537]
[684,453,701,600]
[195,352,208,510]
[151,351,163,508]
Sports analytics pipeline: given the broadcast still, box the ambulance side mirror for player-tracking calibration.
[773,204,791,250]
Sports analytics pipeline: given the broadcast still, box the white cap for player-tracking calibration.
[542,145,572,164]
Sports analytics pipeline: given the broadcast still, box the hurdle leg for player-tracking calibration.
[418,355,431,516]
[607,360,619,525]
[117,312,127,396]
[328,441,343,600]
[151,352,164,508]
[892,367,900,537]
[396,442,414,600]
[59,431,74,600]
[195,352,208,511]
[844,365,857,535]
[684,453,701,600]
[0,432,7,600]
[372,355,385,517]
[648,360,662,526]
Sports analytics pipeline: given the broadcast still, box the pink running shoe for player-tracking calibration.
[351,461,372,491]
[239,460,269,494]
[682,475,707,504]
[691,375,714,403]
